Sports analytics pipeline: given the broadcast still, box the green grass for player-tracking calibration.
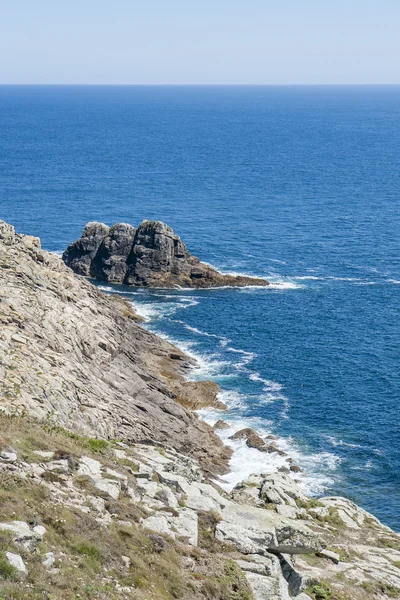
[0,554,17,581]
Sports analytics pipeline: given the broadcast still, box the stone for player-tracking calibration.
[0,219,230,477]
[77,456,102,478]
[244,572,291,600]
[63,219,269,289]
[236,554,280,577]
[171,509,198,546]
[62,221,110,276]
[317,549,341,564]
[6,552,27,577]
[91,223,137,283]
[121,555,131,569]
[215,503,322,555]
[42,552,56,568]
[0,521,43,552]
[33,451,55,459]
[279,554,304,596]
[213,419,230,430]
[276,505,299,519]
[142,509,198,546]
[94,479,120,500]
[46,459,70,473]
[0,450,17,463]
[142,514,173,538]
[337,509,360,529]
[33,525,47,537]
[229,428,266,450]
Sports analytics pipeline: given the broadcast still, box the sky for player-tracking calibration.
[1,0,399,85]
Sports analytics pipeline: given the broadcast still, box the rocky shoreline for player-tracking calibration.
[1,218,400,600]
[62,220,269,288]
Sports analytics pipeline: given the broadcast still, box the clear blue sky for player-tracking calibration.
[1,0,399,84]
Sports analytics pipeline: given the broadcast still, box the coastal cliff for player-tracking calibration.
[62,220,269,288]
[1,219,400,600]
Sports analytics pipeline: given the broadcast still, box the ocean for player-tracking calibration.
[0,85,399,529]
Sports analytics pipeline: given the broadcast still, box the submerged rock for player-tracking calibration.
[63,219,269,288]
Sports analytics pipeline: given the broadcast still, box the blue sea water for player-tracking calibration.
[0,85,399,528]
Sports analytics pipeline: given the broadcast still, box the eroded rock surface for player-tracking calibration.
[0,219,230,475]
[63,219,269,288]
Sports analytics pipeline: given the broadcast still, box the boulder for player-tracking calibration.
[213,420,230,430]
[215,503,322,555]
[229,428,267,450]
[0,521,44,552]
[6,552,27,577]
[0,449,17,463]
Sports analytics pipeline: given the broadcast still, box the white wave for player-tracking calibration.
[199,415,341,494]
[249,373,283,392]
[387,279,400,284]
[264,279,304,290]
[131,297,199,322]
[323,435,368,450]
[174,320,231,346]
[50,250,63,257]
[293,276,322,281]
[269,259,287,265]
[226,347,257,368]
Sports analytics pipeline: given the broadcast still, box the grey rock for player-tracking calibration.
[279,554,304,596]
[91,223,136,283]
[143,508,198,546]
[6,552,27,577]
[0,450,17,463]
[213,419,230,430]
[0,521,44,552]
[317,549,341,564]
[63,219,269,289]
[42,552,56,569]
[215,503,322,555]
[62,222,110,276]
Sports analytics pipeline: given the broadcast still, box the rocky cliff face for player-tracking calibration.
[0,219,230,475]
[1,218,400,600]
[63,220,269,288]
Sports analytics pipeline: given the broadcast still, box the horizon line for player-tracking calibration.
[1,83,400,87]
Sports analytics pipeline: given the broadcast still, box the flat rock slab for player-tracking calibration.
[216,503,322,555]
[143,508,198,546]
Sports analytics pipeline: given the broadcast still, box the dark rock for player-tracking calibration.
[290,465,303,473]
[91,223,136,283]
[278,467,290,474]
[62,222,110,276]
[265,444,287,457]
[213,420,231,430]
[230,428,266,450]
[63,220,269,289]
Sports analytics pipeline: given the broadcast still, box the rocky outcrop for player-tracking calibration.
[63,219,269,288]
[1,421,400,600]
[0,219,230,475]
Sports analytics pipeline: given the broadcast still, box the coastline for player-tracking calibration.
[128,291,340,500]
[2,219,400,600]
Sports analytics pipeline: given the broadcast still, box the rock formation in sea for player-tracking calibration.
[1,218,400,600]
[63,219,269,288]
